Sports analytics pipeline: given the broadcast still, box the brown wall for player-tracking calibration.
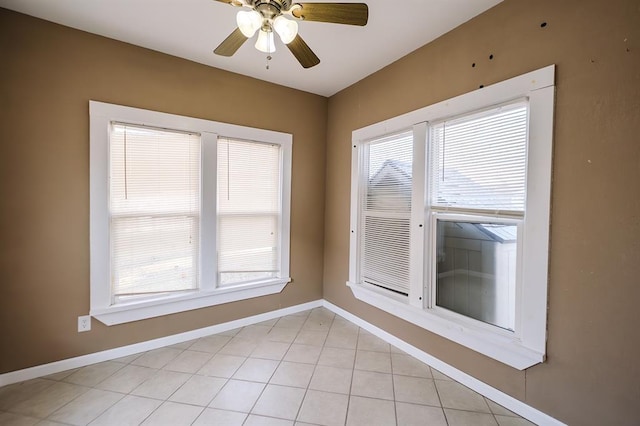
[0,8,327,374]
[323,0,640,425]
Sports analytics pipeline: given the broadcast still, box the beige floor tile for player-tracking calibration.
[354,350,392,373]
[346,396,395,426]
[89,395,161,426]
[131,370,191,400]
[396,402,447,426]
[232,358,279,383]
[217,327,242,337]
[35,420,66,425]
[317,347,355,369]
[308,365,352,394]
[270,362,315,388]
[393,375,441,406]
[47,388,123,426]
[302,317,332,332]
[431,368,454,381]
[169,375,227,406]
[189,335,232,353]
[0,379,56,411]
[44,368,80,382]
[391,353,432,378]
[236,325,273,341]
[197,354,246,378]
[350,370,394,400]
[141,401,203,426]
[218,338,259,357]
[0,411,40,425]
[131,347,183,369]
[112,353,144,364]
[356,332,391,353]
[94,365,156,393]
[251,384,306,420]
[274,315,306,330]
[245,414,294,425]
[390,345,406,354]
[495,415,536,426]
[163,350,212,374]
[297,390,349,426]
[294,330,328,347]
[436,381,491,413]
[209,380,265,413]
[192,408,247,425]
[265,327,299,343]
[444,408,499,426]
[257,318,280,327]
[251,341,291,361]
[324,329,358,349]
[11,381,88,418]
[486,398,518,417]
[283,344,322,364]
[63,362,124,387]
[168,339,198,350]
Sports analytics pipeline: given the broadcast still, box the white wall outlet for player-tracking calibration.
[78,315,91,332]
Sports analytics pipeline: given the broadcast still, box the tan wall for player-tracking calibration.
[323,0,640,425]
[0,8,327,374]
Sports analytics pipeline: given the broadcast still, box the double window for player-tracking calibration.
[349,66,555,369]
[90,102,292,325]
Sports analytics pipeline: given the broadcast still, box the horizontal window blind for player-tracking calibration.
[217,138,281,286]
[361,130,413,295]
[430,103,528,213]
[110,123,200,300]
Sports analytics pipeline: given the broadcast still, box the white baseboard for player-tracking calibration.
[1,297,563,426]
[0,299,322,387]
[322,300,565,426]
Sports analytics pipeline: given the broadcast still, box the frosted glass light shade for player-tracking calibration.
[236,10,262,37]
[255,29,276,53]
[273,15,298,44]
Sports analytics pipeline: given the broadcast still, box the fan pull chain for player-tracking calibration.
[266,54,272,70]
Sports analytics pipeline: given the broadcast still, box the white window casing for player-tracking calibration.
[348,65,555,370]
[90,101,292,325]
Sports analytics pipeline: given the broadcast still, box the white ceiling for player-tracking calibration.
[0,0,502,97]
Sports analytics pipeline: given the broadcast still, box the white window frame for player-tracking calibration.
[348,65,555,369]
[90,101,292,325]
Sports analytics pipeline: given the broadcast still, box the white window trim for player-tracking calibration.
[348,65,555,370]
[90,101,292,326]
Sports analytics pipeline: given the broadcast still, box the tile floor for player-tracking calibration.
[0,308,536,425]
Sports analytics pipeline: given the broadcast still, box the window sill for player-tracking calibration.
[347,281,544,370]
[91,278,290,326]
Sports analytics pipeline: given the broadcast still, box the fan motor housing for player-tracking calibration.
[250,0,293,14]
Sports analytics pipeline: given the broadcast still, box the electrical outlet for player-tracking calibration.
[78,315,91,332]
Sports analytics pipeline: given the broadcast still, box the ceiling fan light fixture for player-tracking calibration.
[255,29,276,53]
[236,10,262,37]
[273,15,298,44]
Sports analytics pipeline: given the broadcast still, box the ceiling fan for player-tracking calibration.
[213,1,369,68]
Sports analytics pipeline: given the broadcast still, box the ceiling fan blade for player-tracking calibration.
[286,34,320,68]
[292,3,368,26]
[214,28,248,56]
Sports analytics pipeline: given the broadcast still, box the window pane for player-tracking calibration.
[430,103,527,213]
[110,124,200,299]
[217,138,281,286]
[435,219,517,331]
[361,130,413,294]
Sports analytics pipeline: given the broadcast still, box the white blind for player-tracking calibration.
[361,130,413,294]
[430,102,528,213]
[109,123,200,300]
[217,138,281,286]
